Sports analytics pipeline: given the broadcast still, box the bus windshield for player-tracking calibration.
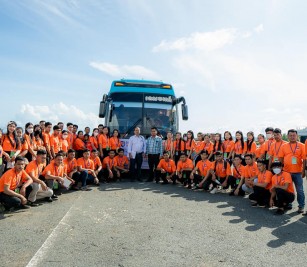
[108,101,175,137]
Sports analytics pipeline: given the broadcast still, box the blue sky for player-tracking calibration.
[1,0,307,135]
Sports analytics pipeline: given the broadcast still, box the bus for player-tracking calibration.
[99,79,188,138]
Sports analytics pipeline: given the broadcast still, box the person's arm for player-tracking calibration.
[234,177,245,195]
[3,184,28,204]
[302,159,306,178]
[45,171,64,184]
[28,170,48,190]
[19,174,33,197]
[253,181,268,188]
[269,189,276,207]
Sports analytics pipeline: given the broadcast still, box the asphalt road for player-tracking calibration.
[1,180,307,267]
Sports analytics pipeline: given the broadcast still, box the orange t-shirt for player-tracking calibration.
[268,140,287,161]
[196,159,212,177]
[203,142,213,154]
[257,170,273,190]
[164,139,173,152]
[262,139,275,159]
[67,132,74,149]
[63,158,78,174]
[50,134,61,153]
[42,162,65,177]
[157,159,176,173]
[232,164,245,179]
[25,160,44,178]
[191,140,205,154]
[244,162,258,178]
[102,156,117,169]
[61,139,69,153]
[115,155,129,168]
[223,140,235,153]
[20,140,29,152]
[24,134,35,151]
[280,142,306,173]
[173,140,185,152]
[109,137,121,150]
[77,158,95,172]
[211,160,231,178]
[234,141,247,155]
[42,132,51,150]
[1,134,20,151]
[34,137,46,151]
[244,141,257,154]
[89,136,99,150]
[185,139,193,151]
[91,155,102,170]
[271,172,295,194]
[99,134,110,149]
[176,158,194,171]
[0,169,28,192]
[255,143,265,159]
[74,138,85,151]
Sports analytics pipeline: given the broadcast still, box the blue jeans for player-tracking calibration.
[291,172,305,208]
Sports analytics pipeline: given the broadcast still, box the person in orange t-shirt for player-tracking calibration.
[222,131,235,160]
[248,158,272,207]
[188,132,204,164]
[42,122,53,162]
[229,154,246,196]
[173,132,186,165]
[231,131,247,161]
[212,133,223,158]
[109,129,122,153]
[16,127,29,159]
[244,131,257,157]
[50,125,62,158]
[239,154,259,194]
[114,148,130,181]
[279,129,306,213]
[23,122,37,162]
[270,161,295,215]
[203,134,214,161]
[268,128,287,169]
[63,149,81,190]
[191,150,212,188]
[156,151,176,184]
[175,153,194,188]
[260,127,275,163]
[185,130,194,156]
[74,131,86,158]
[98,126,110,159]
[90,149,103,179]
[60,130,69,154]
[255,134,265,159]
[34,130,46,152]
[102,150,119,182]
[164,131,174,158]
[0,156,33,210]
[89,128,99,151]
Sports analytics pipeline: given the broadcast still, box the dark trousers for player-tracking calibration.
[249,185,271,205]
[0,192,21,210]
[148,154,160,182]
[130,153,143,181]
[192,173,204,185]
[156,171,171,183]
[175,170,192,185]
[274,188,295,208]
[102,168,118,183]
[202,175,228,190]
[72,171,87,187]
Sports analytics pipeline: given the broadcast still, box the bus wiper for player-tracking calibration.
[124,118,142,137]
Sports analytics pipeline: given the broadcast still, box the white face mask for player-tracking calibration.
[183,137,187,141]
[266,133,272,139]
[27,128,34,134]
[273,168,281,175]
[94,132,99,137]
[62,135,68,140]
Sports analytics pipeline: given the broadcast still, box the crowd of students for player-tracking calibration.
[0,121,306,217]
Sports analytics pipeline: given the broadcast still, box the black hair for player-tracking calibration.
[68,149,75,154]
[109,150,116,154]
[53,125,60,131]
[37,150,47,156]
[256,158,266,165]
[98,124,104,128]
[77,131,83,137]
[39,120,45,124]
[67,122,73,127]
[57,122,64,125]
[92,128,99,137]
[288,129,297,134]
[224,131,233,141]
[187,130,194,147]
[118,148,124,153]
[24,122,34,146]
[271,161,283,168]
[15,156,25,163]
[213,133,223,152]
[200,150,209,155]
[73,124,79,128]
[273,128,282,134]
[83,149,90,153]
[102,126,110,137]
[246,131,255,152]
[215,151,223,156]
[45,122,52,127]
[92,149,98,153]
[85,126,90,130]
[151,127,158,131]
[112,129,120,137]
[244,153,253,159]
[62,130,68,134]
[235,131,245,152]
[5,123,20,149]
[55,153,64,158]
[233,154,242,160]
[180,152,188,157]
[265,127,274,133]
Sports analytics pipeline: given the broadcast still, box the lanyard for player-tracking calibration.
[84,159,90,168]
[117,156,124,167]
[202,160,208,172]
[276,174,284,186]
[235,142,241,152]
[13,169,22,186]
[109,158,114,168]
[274,141,283,156]
[36,161,42,176]
[54,165,60,176]
[289,142,298,155]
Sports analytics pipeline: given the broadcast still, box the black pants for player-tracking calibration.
[249,185,271,205]
[194,155,201,165]
[202,175,229,190]
[156,171,172,183]
[102,168,118,183]
[0,192,22,210]
[192,173,204,185]
[130,153,143,181]
[274,188,295,208]
[148,154,160,182]
[174,170,192,185]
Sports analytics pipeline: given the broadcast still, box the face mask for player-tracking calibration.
[183,137,187,141]
[27,128,34,134]
[266,133,272,139]
[94,132,99,137]
[62,135,68,139]
[273,168,281,175]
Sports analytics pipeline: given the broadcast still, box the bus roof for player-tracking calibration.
[109,79,175,96]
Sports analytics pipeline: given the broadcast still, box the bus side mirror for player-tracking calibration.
[99,101,106,118]
[182,104,188,120]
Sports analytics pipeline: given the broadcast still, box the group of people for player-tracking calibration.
[0,121,306,217]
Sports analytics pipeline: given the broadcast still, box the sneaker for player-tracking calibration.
[81,186,92,191]
[19,204,31,209]
[258,204,266,208]
[28,201,41,207]
[251,203,258,207]
[51,194,59,200]
[298,207,304,214]
[210,188,218,194]
[275,209,285,215]
[44,197,53,202]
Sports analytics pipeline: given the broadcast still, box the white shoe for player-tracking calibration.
[210,188,218,194]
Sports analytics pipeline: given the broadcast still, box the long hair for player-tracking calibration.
[224,131,233,141]
[235,131,244,150]
[5,123,20,148]
[187,130,194,147]
[25,122,34,145]
[213,133,222,152]
[246,131,255,151]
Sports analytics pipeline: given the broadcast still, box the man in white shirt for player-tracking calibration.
[127,127,146,182]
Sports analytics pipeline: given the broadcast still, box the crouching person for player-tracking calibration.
[241,154,258,194]
[0,156,33,211]
[114,148,130,181]
[26,150,53,205]
[229,154,246,196]
[77,149,99,190]
[102,150,119,183]
[91,149,103,181]
[64,149,82,190]
[175,153,194,188]
[156,151,176,184]
[190,150,212,189]
[248,158,273,207]
[270,161,295,215]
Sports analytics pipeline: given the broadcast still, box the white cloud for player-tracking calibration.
[15,102,101,130]
[254,24,264,33]
[89,62,159,79]
[153,28,238,52]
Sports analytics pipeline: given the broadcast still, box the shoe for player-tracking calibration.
[303,212,307,216]
[44,197,53,202]
[298,207,304,214]
[187,185,192,189]
[51,194,59,200]
[146,179,153,182]
[54,191,62,196]
[258,204,266,208]
[251,203,258,207]
[81,186,92,191]
[284,205,292,210]
[210,188,217,194]
[20,204,31,209]
[275,209,285,215]
[28,201,41,207]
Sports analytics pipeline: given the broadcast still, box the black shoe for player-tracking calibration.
[54,191,62,196]
[28,201,41,207]
[146,179,153,182]
[51,194,59,200]
[45,197,53,202]
[187,185,192,189]
[251,203,258,207]
[20,204,31,209]
[274,209,285,215]
[284,204,292,210]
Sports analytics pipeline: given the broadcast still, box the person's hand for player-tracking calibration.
[302,170,306,178]
[94,178,99,184]
[269,199,274,207]
[5,154,10,161]
[109,171,114,178]
[221,181,227,187]
[117,171,120,177]
[234,188,239,196]
[41,181,48,191]
[161,169,166,173]
[58,177,64,184]
[70,180,75,185]
[20,195,27,205]
[20,187,26,196]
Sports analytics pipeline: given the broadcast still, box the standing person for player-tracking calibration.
[164,131,174,158]
[223,131,235,161]
[173,132,186,165]
[260,127,275,163]
[84,127,91,136]
[203,134,214,161]
[42,122,53,162]
[146,127,163,183]
[109,129,122,153]
[244,131,257,157]
[231,131,246,163]
[268,128,287,169]
[24,122,36,162]
[16,127,29,158]
[98,126,110,159]
[89,128,99,151]
[61,130,69,154]
[66,123,74,149]
[39,120,46,132]
[50,125,61,159]
[213,133,223,159]
[72,124,79,141]
[189,132,204,164]
[279,129,306,214]
[83,134,92,151]
[185,130,194,157]
[57,122,64,131]
[0,156,33,211]
[34,130,46,152]
[270,161,295,215]
[74,131,86,158]
[25,150,53,205]
[127,127,146,182]
[255,134,265,159]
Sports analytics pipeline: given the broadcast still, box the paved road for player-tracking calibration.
[1,181,307,267]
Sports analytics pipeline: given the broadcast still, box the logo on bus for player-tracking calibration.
[145,96,172,103]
